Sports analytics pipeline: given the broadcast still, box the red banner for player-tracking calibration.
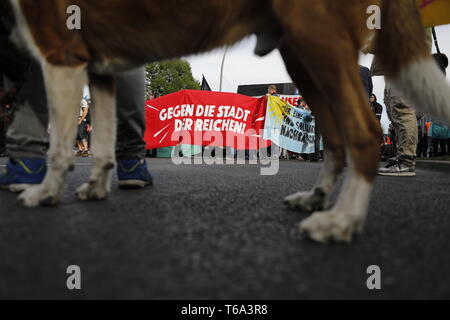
[144,90,269,150]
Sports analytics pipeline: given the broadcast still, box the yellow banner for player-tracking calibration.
[266,95,292,125]
[419,0,450,27]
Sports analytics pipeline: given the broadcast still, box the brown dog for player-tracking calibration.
[4,0,450,242]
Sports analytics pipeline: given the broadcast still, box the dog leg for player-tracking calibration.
[18,63,87,207]
[274,1,381,242]
[296,65,380,243]
[279,43,346,213]
[299,158,373,243]
[285,150,340,212]
[297,68,380,243]
[76,74,116,201]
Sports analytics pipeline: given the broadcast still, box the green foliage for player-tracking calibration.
[145,60,201,98]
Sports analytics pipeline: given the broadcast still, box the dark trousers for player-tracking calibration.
[311,123,321,161]
[0,119,5,154]
[432,139,447,157]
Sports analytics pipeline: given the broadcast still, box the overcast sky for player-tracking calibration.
[185,25,450,133]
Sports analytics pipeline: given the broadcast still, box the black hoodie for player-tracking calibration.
[370,94,383,121]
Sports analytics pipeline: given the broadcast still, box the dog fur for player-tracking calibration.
[3,0,450,242]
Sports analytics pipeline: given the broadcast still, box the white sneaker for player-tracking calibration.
[378,160,416,177]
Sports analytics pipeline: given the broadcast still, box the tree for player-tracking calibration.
[145,60,201,98]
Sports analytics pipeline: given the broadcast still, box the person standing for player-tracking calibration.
[304,100,321,162]
[429,120,449,157]
[0,72,5,156]
[263,85,279,159]
[359,65,373,97]
[369,94,383,122]
[371,29,433,176]
[76,98,90,157]
[267,84,279,97]
[377,83,418,176]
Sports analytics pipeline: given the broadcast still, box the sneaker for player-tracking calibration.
[378,159,416,177]
[117,159,153,189]
[0,158,47,192]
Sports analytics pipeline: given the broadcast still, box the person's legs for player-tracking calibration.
[423,135,429,157]
[394,103,418,166]
[312,122,321,162]
[0,118,5,155]
[76,122,87,155]
[116,67,146,160]
[384,88,398,158]
[432,139,439,157]
[76,140,83,153]
[439,139,447,156]
[2,62,151,192]
[77,121,89,156]
[428,137,433,157]
[6,61,49,159]
[115,67,152,189]
[0,60,48,191]
[379,84,417,176]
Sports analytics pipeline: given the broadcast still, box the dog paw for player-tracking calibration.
[299,211,362,243]
[76,181,109,201]
[18,185,60,207]
[284,189,327,213]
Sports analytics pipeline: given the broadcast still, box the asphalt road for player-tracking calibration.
[0,157,449,299]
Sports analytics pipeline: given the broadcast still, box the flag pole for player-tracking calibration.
[219,46,229,92]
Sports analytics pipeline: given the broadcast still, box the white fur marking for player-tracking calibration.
[285,150,339,212]
[299,157,373,243]
[392,58,450,126]
[18,64,87,207]
[9,0,44,61]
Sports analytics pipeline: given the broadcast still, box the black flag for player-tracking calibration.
[201,75,212,91]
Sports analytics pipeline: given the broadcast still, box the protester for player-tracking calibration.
[381,134,396,161]
[0,72,5,156]
[371,30,433,176]
[377,84,418,176]
[428,120,449,157]
[0,35,152,190]
[263,85,279,159]
[267,84,279,97]
[359,65,373,97]
[307,101,322,162]
[76,99,90,157]
[417,125,428,158]
[296,98,320,161]
[369,94,383,122]
[448,130,450,156]
[299,99,310,112]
